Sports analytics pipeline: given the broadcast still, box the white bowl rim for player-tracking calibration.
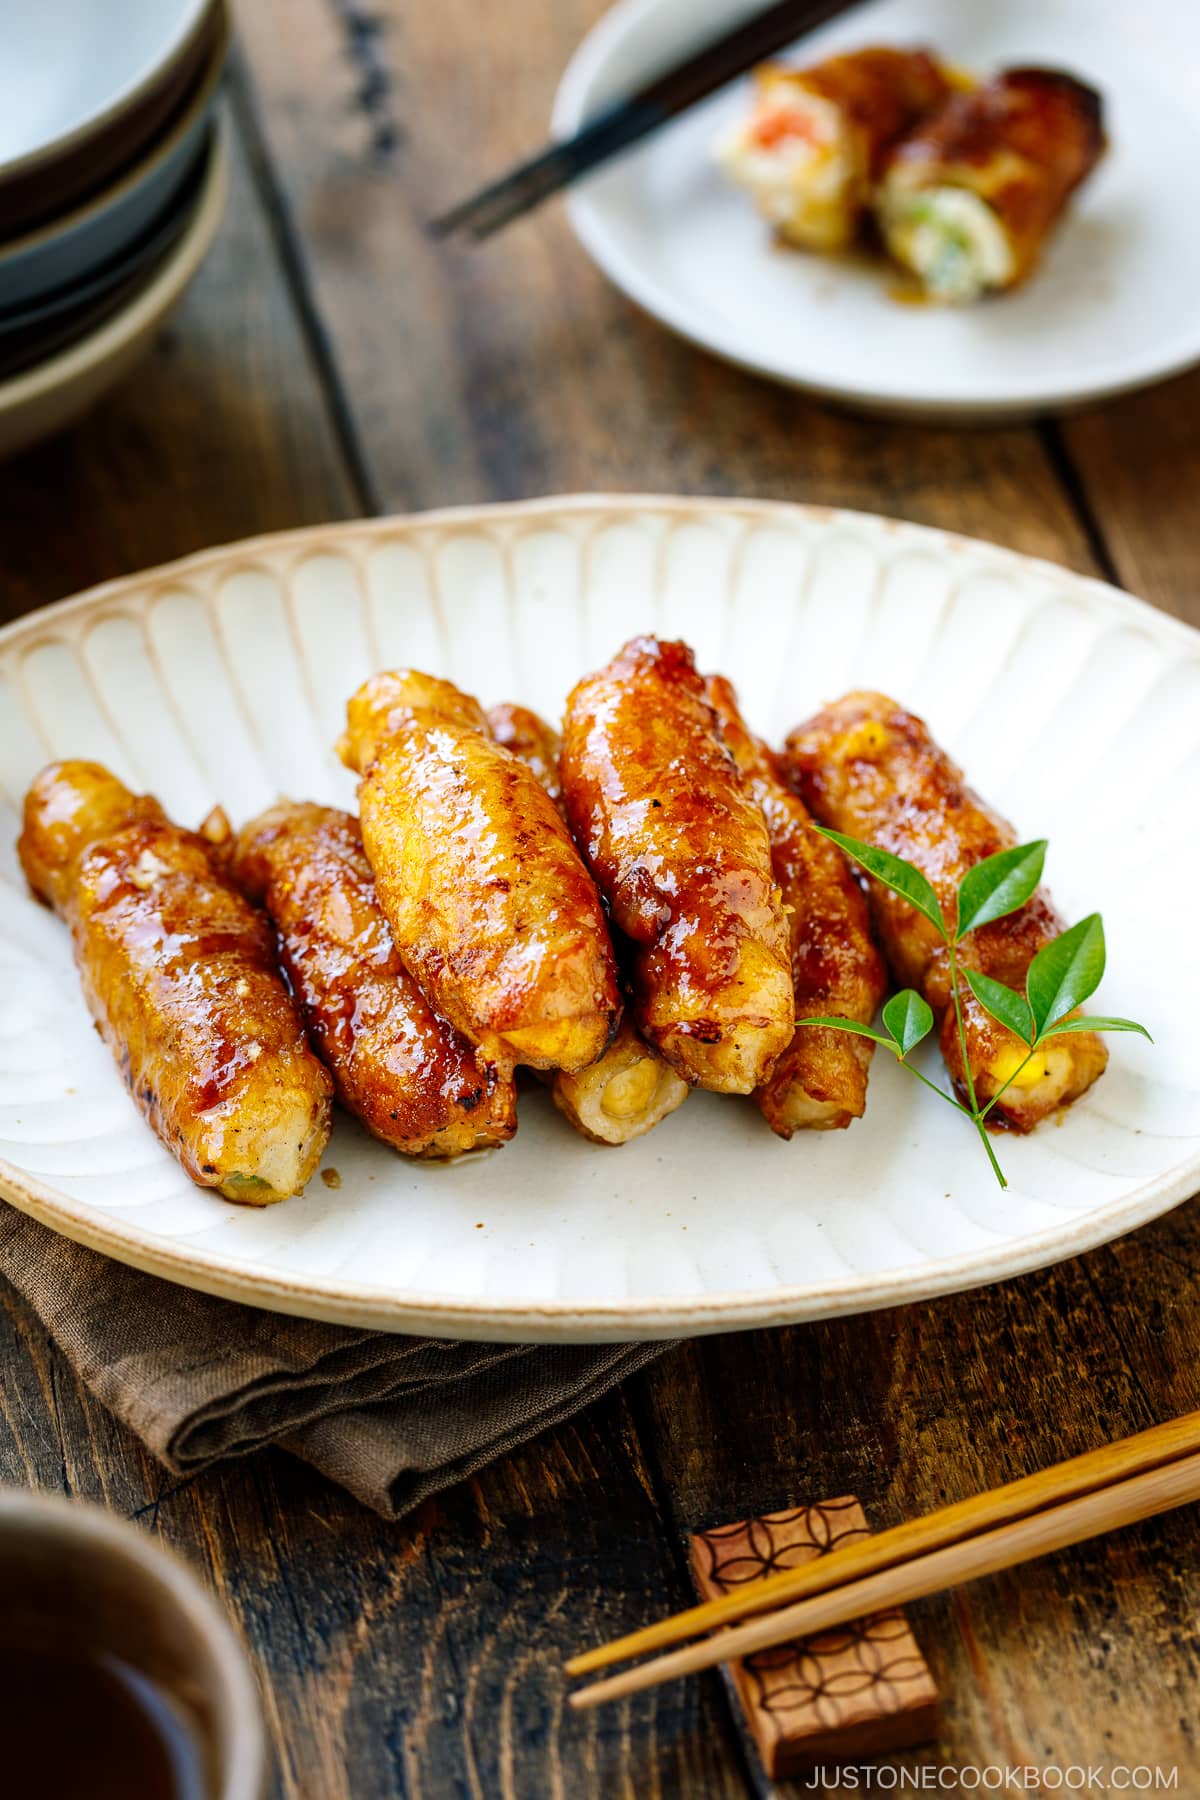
[0,0,217,189]
[0,11,228,270]
[0,493,1197,1341]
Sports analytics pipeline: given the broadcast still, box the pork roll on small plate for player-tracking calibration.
[715,48,953,253]
[552,0,1200,419]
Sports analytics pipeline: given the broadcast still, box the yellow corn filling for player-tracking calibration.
[839,720,890,761]
[602,1059,661,1120]
[989,1045,1050,1090]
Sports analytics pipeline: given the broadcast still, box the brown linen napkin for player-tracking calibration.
[0,1206,672,1518]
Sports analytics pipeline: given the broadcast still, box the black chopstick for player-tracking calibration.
[430,0,858,240]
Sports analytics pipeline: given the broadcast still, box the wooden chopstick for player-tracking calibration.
[568,1444,1200,1709]
[567,1408,1200,1677]
[430,0,858,241]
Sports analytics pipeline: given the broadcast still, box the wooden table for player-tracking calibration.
[3,5,1198,1793]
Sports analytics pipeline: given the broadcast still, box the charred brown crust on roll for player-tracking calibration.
[18,761,333,1203]
[878,65,1106,299]
[706,675,888,1136]
[230,801,518,1159]
[340,670,621,1074]
[561,637,794,1095]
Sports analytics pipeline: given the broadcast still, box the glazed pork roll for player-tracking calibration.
[229,802,517,1159]
[488,700,689,1145]
[707,676,888,1136]
[339,671,620,1075]
[717,47,952,251]
[784,693,1108,1132]
[877,67,1105,301]
[486,702,565,811]
[561,637,794,1095]
[18,761,333,1203]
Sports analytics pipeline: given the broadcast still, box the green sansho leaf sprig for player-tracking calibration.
[800,833,1151,1188]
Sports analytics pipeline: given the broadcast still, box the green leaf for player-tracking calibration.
[1042,1015,1153,1043]
[815,827,947,938]
[795,1015,898,1051]
[882,989,934,1057]
[955,840,1047,940]
[965,970,1034,1045]
[1027,913,1106,1034]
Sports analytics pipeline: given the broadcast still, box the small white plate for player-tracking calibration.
[0,498,1196,1341]
[553,0,1200,420]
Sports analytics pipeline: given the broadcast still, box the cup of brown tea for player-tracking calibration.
[0,1487,265,1799]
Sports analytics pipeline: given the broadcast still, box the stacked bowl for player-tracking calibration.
[0,0,230,456]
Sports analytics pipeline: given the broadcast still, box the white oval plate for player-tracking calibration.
[553,0,1200,420]
[0,498,1196,1341]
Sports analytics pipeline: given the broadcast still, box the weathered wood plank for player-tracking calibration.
[631,1205,1200,1794]
[154,1386,752,1800]
[3,2,1194,1796]
[1058,370,1200,625]
[230,0,1095,570]
[0,1280,165,1514]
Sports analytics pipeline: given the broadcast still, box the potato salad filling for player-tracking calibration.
[716,88,853,251]
[882,185,1015,302]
